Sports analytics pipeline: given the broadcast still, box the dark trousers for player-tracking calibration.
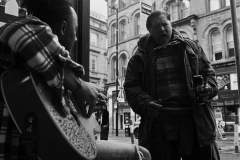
[149,121,220,160]
[100,125,109,140]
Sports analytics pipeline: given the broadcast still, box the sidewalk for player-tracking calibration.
[107,130,240,160]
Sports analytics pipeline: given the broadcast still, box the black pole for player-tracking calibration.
[115,8,119,137]
[77,0,90,81]
[229,0,240,153]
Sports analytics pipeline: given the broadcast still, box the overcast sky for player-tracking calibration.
[90,0,107,17]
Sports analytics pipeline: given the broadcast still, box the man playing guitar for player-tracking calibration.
[0,0,151,160]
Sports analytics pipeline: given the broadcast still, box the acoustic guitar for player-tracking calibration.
[1,68,99,160]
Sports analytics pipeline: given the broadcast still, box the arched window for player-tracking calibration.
[111,24,116,44]
[226,27,234,57]
[119,54,127,78]
[181,0,190,19]
[120,20,126,41]
[134,13,140,36]
[111,57,117,80]
[211,30,222,61]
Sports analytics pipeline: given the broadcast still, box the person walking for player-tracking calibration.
[124,10,220,160]
[100,106,109,140]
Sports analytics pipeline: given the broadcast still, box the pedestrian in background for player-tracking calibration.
[100,105,109,140]
[124,10,220,160]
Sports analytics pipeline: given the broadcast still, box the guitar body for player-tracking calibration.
[1,68,97,160]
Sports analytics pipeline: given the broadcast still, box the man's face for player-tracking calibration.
[59,7,78,53]
[149,14,172,46]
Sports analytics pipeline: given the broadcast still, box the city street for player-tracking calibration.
[105,130,240,160]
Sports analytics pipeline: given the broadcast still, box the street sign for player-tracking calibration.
[140,0,153,35]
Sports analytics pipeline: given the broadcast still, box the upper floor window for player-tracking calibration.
[168,0,190,22]
[181,0,190,19]
[211,30,222,61]
[119,0,126,10]
[111,24,116,44]
[169,2,178,22]
[210,0,220,11]
[120,20,126,41]
[90,55,97,72]
[90,32,98,46]
[134,13,140,36]
[119,54,127,78]
[210,0,230,11]
[111,57,117,80]
[226,27,234,57]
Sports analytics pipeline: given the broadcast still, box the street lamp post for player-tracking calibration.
[109,5,119,136]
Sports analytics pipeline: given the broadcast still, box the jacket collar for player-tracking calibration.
[137,28,185,54]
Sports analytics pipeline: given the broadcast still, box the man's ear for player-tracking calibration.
[60,21,67,35]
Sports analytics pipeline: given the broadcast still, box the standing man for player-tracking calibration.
[124,10,220,160]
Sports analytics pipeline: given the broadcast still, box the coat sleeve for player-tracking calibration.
[192,42,218,99]
[124,55,154,116]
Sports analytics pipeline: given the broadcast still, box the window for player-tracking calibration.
[120,21,126,41]
[226,27,234,57]
[90,55,97,72]
[209,0,230,11]
[112,57,117,80]
[169,3,178,22]
[134,13,140,36]
[210,0,220,11]
[111,24,116,44]
[119,0,126,10]
[90,32,98,46]
[211,30,222,61]
[181,0,190,19]
[119,55,127,78]
[168,0,190,22]
[225,0,230,6]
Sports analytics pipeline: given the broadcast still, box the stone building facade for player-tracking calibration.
[89,10,108,90]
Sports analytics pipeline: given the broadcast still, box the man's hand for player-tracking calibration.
[72,80,107,117]
[147,99,162,117]
[196,83,212,100]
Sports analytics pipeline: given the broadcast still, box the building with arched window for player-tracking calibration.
[89,10,108,91]
[106,0,143,133]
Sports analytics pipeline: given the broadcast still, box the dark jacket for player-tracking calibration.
[124,29,218,149]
